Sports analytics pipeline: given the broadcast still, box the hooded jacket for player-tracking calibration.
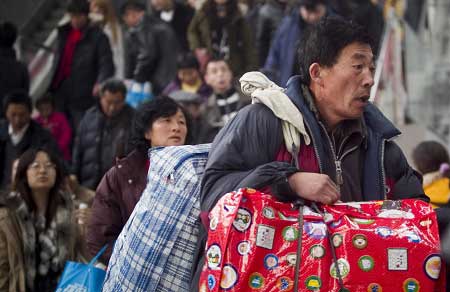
[201,76,426,211]
[191,76,427,288]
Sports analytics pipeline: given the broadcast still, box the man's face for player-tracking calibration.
[100,90,125,118]
[300,4,326,24]
[6,103,31,133]
[151,0,172,11]
[314,42,375,124]
[204,60,233,94]
[70,13,89,29]
[123,9,144,27]
[178,68,201,86]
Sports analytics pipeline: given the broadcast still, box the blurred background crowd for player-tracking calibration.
[0,0,450,291]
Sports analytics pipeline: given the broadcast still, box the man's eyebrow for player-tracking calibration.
[351,53,374,62]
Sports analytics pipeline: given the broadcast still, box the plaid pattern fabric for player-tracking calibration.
[102,144,211,292]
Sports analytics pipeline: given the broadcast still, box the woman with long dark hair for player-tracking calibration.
[0,148,76,292]
[87,96,191,264]
[187,0,258,77]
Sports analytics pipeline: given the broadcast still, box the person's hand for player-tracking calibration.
[92,83,101,97]
[74,206,92,241]
[288,172,340,204]
[74,207,92,226]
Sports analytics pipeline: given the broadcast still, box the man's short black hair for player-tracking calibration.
[0,21,18,48]
[205,56,231,73]
[121,0,146,15]
[177,53,200,70]
[298,16,374,85]
[67,0,90,15]
[3,90,32,114]
[100,78,127,97]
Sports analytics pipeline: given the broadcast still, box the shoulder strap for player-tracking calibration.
[89,244,108,266]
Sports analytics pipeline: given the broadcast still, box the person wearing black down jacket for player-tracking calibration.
[72,79,134,190]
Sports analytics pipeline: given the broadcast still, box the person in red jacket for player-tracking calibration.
[34,94,72,161]
[86,97,192,264]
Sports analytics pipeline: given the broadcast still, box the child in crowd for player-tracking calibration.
[203,57,250,139]
[162,52,212,101]
[34,94,72,161]
[412,140,450,208]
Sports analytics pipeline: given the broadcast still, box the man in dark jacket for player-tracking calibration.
[149,0,194,52]
[72,79,134,190]
[0,22,29,118]
[50,0,114,130]
[264,0,327,86]
[122,0,179,95]
[255,0,288,67]
[192,16,427,288]
[0,91,59,188]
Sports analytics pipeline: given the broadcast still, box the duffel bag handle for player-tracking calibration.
[89,244,108,266]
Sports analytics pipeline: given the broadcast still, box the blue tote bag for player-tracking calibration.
[55,245,108,292]
[125,81,153,108]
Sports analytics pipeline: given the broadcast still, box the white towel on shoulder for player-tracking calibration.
[240,71,311,158]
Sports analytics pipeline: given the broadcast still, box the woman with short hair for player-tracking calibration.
[87,96,191,264]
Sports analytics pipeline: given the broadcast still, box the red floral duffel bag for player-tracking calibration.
[199,188,445,291]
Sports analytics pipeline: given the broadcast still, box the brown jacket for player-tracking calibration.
[0,192,77,292]
[187,6,258,77]
[0,208,26,292]
[87,149,148,264]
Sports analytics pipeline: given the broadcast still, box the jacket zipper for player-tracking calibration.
[318,122,358,193]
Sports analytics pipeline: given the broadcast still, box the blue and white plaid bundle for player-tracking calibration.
[102,144,211,292]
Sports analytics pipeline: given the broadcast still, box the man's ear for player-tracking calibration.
[309,63,323,86]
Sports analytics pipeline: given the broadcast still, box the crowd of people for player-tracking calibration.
[0,0,448,291]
